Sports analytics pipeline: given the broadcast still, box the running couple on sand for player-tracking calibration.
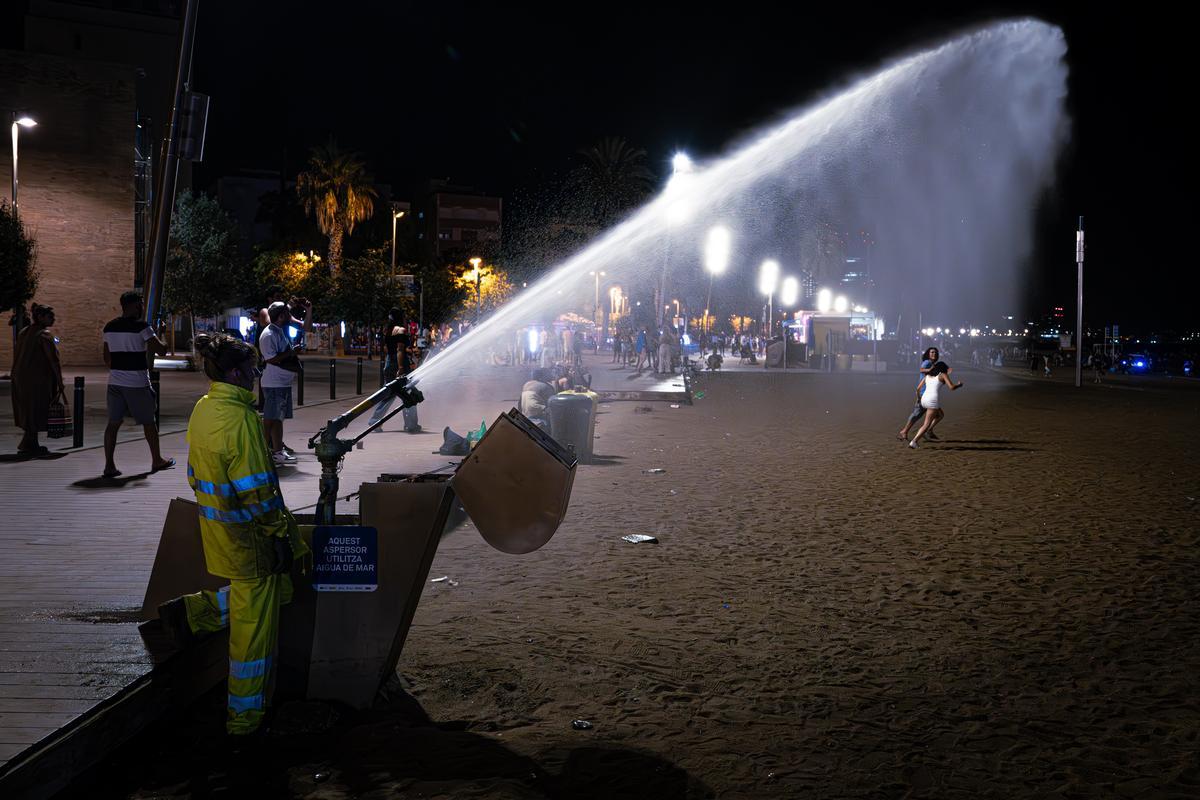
[897,347,963,449]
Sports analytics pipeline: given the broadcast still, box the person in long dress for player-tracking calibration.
[10,303,64,456]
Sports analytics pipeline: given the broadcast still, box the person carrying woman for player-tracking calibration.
[909,361,963,449]
[10,303,64,456]
[157,332,309,737]
[898,347,941,442]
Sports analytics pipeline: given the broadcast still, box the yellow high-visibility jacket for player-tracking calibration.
[186,381,309,579]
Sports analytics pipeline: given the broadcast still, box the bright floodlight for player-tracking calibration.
[704,226,731,275]
[816,288,833,313]
[758,259,780,296]
[833,295,849,314]
[780,276,800,306]
[672,152,693,174]
[15,116,37,128]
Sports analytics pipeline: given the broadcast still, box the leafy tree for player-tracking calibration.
[163,192,248,351]
[250,249,329,308]
[415,259,467,330]
[0,201,38,339]
[452,259,515,321]
[296,140,377,270]
[332,247,403,323]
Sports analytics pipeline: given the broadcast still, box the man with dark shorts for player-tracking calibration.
[102,291,173,478]
[259,302,301,466]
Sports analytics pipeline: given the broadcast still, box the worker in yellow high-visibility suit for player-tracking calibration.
[158,332,309,736]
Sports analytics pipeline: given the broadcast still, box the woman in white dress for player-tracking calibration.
[909,361,963,448]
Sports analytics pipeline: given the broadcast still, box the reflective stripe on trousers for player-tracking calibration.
[182,574,292,734]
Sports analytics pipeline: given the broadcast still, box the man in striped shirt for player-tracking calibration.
[102,290,174,478]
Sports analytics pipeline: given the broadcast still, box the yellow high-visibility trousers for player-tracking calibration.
[183,574,293,735]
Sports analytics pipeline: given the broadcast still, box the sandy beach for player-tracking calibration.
[67,363,1200,799]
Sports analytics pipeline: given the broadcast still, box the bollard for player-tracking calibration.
[297,360,305,406]
[150,369,161,430]
[356,357,363,395]
[72,376,85,448]
[379,358,385,388]
[329,358,336,400]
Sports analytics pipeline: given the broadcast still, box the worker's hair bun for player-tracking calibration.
[195,333,256,381]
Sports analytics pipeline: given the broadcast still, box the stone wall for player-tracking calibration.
[0,49,136,367]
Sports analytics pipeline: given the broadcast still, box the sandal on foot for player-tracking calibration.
[151,457,176,473]
[102,469,122,479]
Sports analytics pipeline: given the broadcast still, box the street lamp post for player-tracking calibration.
[780,276,799,370]
[703,226,730,343]
[390,209,405,278]
[759,259,780,338]
[659,152,693,328]
[9,112,37,208]
[589,269,606,336]
[1075,216,1085,388]
[469,257,482,322]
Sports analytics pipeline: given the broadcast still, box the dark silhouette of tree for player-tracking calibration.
[567,137,656,228]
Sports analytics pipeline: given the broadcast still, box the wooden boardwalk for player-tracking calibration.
[0,357,677,795]
[0,375,383,794]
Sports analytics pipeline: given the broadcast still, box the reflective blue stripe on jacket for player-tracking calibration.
[186,381,308,579]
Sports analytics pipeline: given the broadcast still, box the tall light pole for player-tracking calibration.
[390,209,405,278]
[9,113,37,208]
[589,269,606,324]
[144,0,202,326]
[780,276,799,370]
[469,257,482,322]
[1075,216,1085,388]
[759,259,780,337]
[659,152,693,328]
[703,226,730,341]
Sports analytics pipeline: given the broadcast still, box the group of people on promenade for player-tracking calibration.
[10,290,177,476]
[608,326,678,375]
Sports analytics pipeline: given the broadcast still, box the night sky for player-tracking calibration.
[79,4,1200,329]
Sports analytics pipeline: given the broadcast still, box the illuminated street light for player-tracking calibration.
[468,257,483,321]
[704,226,731,275]
[658,153,695,328]
[390,208,406,278]
[703,226,731,339]
[780,276,799,307]
[588,269,607,319]
[816,288,833,313]
[759,259,780,335]
[833,295,849,314]
[10,111,37,208]
[758,259,780,296]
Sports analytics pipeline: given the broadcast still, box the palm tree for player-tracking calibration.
[296,140,377,270]
[568,137,656,227]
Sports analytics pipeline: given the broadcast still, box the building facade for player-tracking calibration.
[420,180,502,263]
[1,49,138,367]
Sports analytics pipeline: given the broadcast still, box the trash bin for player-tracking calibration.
[548,390,596,463]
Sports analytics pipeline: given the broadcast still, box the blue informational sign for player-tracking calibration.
[312,526,378,592]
